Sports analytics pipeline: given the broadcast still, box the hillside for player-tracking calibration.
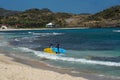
[0,5,120,28]
[0,8,20,16]
[83,5,120,27]
[94,5,120,20]
[0,8,72,28]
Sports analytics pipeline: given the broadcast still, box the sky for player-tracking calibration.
[0,0,120,14]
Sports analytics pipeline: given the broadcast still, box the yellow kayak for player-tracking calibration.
[44,48,56,54]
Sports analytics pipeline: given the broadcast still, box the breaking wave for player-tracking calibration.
[17,47,120,67]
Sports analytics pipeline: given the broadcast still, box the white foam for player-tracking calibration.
[17,47,34,52]
[28,32,32,34]
[113,30,120,32]
[17,47,120,67]
[52,32,64,35]
[32,32,64,36]
[35,52,120,67]
[14,38,20,41]
[22,37,30,40]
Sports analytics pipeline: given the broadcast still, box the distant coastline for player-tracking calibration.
[0,26,120,32]
[0,5,120,29]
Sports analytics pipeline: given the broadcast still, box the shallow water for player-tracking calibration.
[0,28,120,78]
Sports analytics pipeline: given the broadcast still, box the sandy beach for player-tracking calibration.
[0,54,87,80]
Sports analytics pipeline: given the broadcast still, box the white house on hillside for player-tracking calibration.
[46,22,55,28]
[1,25,8,30]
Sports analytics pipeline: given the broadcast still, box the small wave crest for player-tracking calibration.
[32,32,64,36]
[14,38,20,41]
[17,47,120,67]
[113,30,120,32]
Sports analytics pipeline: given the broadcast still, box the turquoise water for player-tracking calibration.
[0,28,120,78]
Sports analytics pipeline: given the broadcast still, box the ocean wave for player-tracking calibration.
[14,38,20,41]
[17,47,120,67]
[0,41,9,46]
[0,33,15,35]
[32,32,64,36]
[28,32,32,34]
[113,30,120,32]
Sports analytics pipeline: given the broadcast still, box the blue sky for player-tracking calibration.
[0,0,120,14]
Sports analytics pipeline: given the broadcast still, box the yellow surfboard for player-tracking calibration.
[44,48,56,54]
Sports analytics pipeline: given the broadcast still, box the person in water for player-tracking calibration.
[56,43,60,54]
[49,43,53,48]
[49,43,60,54]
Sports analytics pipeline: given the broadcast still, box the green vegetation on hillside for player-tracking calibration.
[0,5,120,28]
[84,5,120,27]
[94,5,120,20]
[0,8,72,28]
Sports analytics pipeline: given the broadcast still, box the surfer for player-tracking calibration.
[56,43,60,54]
[44,43,66,54]
[49,43,53,48]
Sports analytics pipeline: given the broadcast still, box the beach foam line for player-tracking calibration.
[17,47,120,67]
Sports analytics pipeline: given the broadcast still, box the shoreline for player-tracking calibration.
[0,26,119,32]
[0,27,89,31]
[1,52,119,80]
[0,53,87,80]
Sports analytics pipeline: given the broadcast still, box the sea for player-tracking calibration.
[0,28,120,79]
